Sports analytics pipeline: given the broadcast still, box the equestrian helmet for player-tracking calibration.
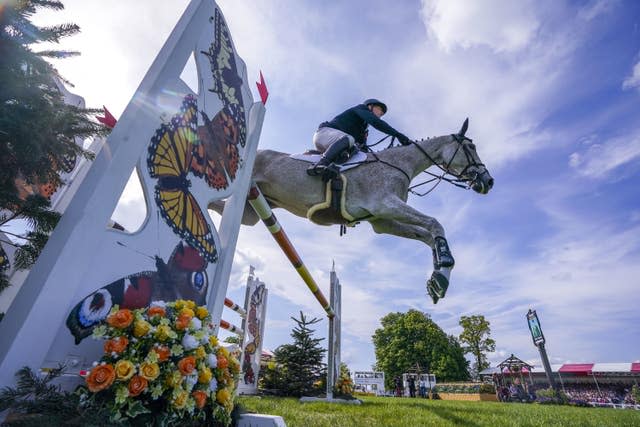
[363,98,387,114]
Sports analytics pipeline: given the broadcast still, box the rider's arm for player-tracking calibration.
[353,105,402,137]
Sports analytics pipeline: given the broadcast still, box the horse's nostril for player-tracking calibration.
[487,178,494,189]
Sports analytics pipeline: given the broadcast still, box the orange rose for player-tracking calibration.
[147,306,166,317]
[177,356,197,375]
[217,355,228,370]
[86,364,116,392]
[106,309,134,329]
[128,375,148,397]
[175,313,192,331]
[152,346,171,362]
[192,390,207,409]
[104,336,129,354]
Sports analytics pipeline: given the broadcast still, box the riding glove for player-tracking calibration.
[397,133,411,145]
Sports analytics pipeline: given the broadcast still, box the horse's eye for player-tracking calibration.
[468,143,476,150]
[190,270,208,292]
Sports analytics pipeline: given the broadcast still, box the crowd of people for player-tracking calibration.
[492,374,638,407]
[561,384,638,406]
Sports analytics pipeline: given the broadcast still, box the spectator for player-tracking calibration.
[419,378,427,398]
[408,376,416,398]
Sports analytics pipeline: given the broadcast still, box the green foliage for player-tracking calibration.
[632,384,640,403]
[458,314,496,379]
[535,387,569,405]
[372,310,469,389]
[433,383,495,394]
[223,334,241,344]
[334,362,354,397]
[0,0,108,292]
[272,311,326,397]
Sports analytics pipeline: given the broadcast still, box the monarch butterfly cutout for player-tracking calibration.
[191,107,241,190]
[201,8,247,149]
[147,95,217,263]
[66,241,208,344]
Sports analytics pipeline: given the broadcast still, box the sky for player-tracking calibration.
[30,0,640,374]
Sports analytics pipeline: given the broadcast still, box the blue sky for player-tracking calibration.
[33,0,640,373]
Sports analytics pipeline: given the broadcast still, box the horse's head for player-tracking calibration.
[443,118,493,194]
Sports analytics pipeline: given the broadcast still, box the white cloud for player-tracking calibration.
[622,59,640,91]
[568,131,640,178]
[420,0,539,53]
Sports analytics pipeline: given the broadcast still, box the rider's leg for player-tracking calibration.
[307,135,354,176]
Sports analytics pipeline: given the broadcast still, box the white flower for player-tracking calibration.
[182,334,198,350]
[184,374,198,391]
[207,354,218,369]
[150,300,166,308]
[208,378,218,392]
[199,333,210,345]
[189,317,202,330]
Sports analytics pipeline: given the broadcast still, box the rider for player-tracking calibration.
[307,99,412,177]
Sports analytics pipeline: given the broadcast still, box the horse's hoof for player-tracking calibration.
[426,271,449,303]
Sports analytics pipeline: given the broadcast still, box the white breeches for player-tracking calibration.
[312,127,355,152]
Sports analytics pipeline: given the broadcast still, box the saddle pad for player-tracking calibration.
[290,150,368,172]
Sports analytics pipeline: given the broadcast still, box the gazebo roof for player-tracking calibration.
[497,354,533,372]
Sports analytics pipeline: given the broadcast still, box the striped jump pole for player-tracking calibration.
[219,319,244,336]
[224,297,247,318]
[247,184,335,318]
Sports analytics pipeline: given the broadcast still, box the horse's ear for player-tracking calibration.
[459,118,469,137]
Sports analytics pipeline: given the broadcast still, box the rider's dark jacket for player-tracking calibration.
[319,104,403,147]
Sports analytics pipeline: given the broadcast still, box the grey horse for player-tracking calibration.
[211,119,493,303]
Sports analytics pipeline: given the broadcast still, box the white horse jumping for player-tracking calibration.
[211,119,493,303]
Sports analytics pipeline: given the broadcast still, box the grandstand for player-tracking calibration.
[481,360,639,409]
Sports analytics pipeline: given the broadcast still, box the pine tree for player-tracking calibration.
[0,0,108,294]
[274,311,326,397]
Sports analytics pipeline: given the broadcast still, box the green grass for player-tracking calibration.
[238,395,640,427]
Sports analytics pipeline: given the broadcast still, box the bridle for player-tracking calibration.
[408,132,489,196]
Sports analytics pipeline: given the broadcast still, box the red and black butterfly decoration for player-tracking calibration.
[242,283,266,385]
[66,241,208,344]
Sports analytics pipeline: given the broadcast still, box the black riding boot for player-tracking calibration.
[307,136,352,177]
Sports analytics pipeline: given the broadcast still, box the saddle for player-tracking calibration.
[289,150,368,226]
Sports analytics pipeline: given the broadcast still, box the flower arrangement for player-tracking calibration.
[80,300,240,426]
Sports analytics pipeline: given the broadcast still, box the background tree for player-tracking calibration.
[458,314,496,379]
[272,311,326,397]
[372,310,469,389]
[0,0,107,295]
[223,334,241,345]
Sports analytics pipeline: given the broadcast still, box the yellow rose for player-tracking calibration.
[179,307,195,319]
[114,360,136,381]
[185,300,196,310]
[217,346,229,358]
[195,346,206,360]
[173,389,189,409]
[140,362,160,381]
[165,371,182,388]
[196,306,208,320]
[198,367,212,384]
[216,388,231,405]
[133,320,151,337]
[155,325,173,341]
[209,336,218,347]
[174,300,186,310]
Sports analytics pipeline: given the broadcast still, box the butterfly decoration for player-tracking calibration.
[201,8,247,149]
[0,245,9,272]
[242,283,266,385]
[66,241,208,344]
[146,95,217,263]
[191,107,241,190]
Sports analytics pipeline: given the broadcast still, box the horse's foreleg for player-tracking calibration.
[370,200,455,303]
